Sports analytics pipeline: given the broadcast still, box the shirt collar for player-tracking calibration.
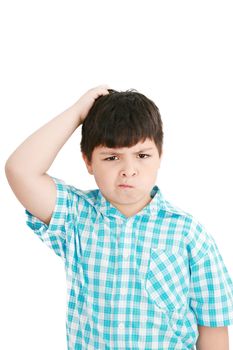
[94,185,165,221]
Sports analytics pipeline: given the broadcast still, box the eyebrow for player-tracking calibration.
[99,147,155,155]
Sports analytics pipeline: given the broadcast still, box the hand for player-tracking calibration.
[73,84,110,124]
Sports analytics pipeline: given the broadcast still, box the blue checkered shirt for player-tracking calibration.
[25,176,233,349]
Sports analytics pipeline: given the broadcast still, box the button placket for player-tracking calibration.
[118,322,125,331]
[123,218,132,257]
[117,218,133,334]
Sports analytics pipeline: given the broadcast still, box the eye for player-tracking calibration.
[104,156,119,161]
[138,154,151,159]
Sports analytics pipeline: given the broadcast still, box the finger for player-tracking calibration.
[96,85,111,96]
[94,84,110,91]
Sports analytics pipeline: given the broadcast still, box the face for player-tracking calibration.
[82,138,162,217]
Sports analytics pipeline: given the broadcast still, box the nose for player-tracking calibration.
[119,161,137,177]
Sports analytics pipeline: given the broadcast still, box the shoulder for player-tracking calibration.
[158,189,195,223]
[159,190,214,256]
[51,175,100,209]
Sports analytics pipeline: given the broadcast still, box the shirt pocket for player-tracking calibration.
[145,248,190,312]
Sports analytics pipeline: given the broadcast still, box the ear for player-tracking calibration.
[82,153,94,175]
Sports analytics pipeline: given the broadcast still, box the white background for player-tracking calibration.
[1,0,233,348]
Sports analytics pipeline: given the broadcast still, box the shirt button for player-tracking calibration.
[118,322,125,332]
[121,287,127,295]
[123,253,130,260]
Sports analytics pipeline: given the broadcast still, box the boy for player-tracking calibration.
[5,85,233,349]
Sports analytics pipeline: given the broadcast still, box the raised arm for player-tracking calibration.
[5,85,109,225]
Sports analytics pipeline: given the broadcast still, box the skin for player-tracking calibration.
[82,138,162,218]
[196,325,229,350]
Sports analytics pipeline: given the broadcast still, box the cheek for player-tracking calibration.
[143,163,158,172]
[143,165,160,180]
[94,167,114,186]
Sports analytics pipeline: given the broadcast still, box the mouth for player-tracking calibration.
[118,184,134,188]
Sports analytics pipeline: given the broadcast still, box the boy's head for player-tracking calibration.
[80,89,164,217]
[80,89,163,163]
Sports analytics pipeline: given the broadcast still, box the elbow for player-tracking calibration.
[5,159,13,177]
[5,154,25,176]
[5,159,23,182]
[5,159,16,177]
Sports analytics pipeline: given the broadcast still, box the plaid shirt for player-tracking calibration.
[25,176,233,350]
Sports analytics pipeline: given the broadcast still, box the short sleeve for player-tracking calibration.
[25,176,73,261]
[189,235,233,327]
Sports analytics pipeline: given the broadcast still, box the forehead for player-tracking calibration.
[94,139,157,154]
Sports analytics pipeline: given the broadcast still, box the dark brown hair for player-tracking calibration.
[80,89,163,162]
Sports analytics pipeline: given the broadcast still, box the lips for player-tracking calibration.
[118,184,134,188]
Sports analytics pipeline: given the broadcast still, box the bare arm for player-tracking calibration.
[196,326,229,350]
[5,85,109,225]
